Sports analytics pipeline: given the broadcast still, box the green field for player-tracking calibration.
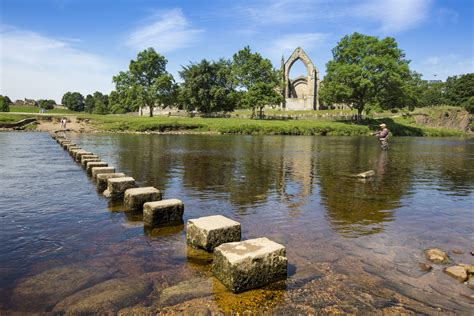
[9,106,76,114]
[1,106,469,137]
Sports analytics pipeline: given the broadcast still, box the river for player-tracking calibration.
[0,132,472,313]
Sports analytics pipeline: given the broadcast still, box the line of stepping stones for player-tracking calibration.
[51,133,288,293]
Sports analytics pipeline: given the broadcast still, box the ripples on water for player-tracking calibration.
[0,132,473,312]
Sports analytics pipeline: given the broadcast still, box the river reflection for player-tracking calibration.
[1,133,473,313]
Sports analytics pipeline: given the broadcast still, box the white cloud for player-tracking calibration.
[0,26,117,102]
[236,0,317,25]
[415,55,474,80]
[354,0,432,33]
[271,33,329,56]
[126,9,203,52]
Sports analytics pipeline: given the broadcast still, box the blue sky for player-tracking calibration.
[1,0,473,102]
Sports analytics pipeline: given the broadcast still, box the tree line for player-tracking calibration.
[3,33,472,115]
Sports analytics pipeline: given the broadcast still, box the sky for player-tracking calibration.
[1,0,473,102]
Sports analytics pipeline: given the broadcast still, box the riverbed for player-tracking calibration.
[0,132,472,313]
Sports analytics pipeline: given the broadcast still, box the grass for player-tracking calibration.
[9,106,76,114]
[2,106,470,137]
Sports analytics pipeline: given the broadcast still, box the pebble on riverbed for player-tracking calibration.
[418,263,433,272]
[444,266,468,282]
[424,248,450,264]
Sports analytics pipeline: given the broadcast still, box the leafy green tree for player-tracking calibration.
[0,95,12,112]
[445,73,474,106]
[232,46,281,116]
[241,82,283,118]
[320,33,413,118]
[61,92,84,111]
[179,59,237,113]
[84,94,95,113]
[113,48,175,117]
[38,99,56,110]
[92,91,109,115]
[419,80,445,107]
[462,96,474,114]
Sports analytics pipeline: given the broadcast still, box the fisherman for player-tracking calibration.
[372,123,389,150]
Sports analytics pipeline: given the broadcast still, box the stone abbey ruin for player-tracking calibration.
[281,47,320,111]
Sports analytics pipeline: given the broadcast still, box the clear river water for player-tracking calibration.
[0,132,473,313]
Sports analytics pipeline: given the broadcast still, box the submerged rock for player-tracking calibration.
[11,266,110,311]
[458,263,474,275]
[158,277,215,307]
[418,263,433,272]
[444,266,468,282]
[53,277,152,314]
[356,170,375,178]
[425,248,450,264]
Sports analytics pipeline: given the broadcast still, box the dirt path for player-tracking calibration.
[36,116,95,133]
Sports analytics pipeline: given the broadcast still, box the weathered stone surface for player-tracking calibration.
[158,277,213,307]
[91,166,115,179]
[444,265,468,282]
[82,157,101,168]
[10,266,109,311]
[187,215,241,252]
[75,150,93,162]
[81,154,99,163]
[418,263,433,272]
[213,237,287,293]
[69,148,82,156]
[458,263,474,274]
[53,278,152,314]
[425,248,450,264]
[356,170,375,178]
[124,187,161,211]
[143,199,184,227]
[106,177,136,199]
[86,161,108,174]
[65,143,78,150]
[96,173,125,192]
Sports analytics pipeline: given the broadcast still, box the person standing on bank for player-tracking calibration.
[372,123,389,150]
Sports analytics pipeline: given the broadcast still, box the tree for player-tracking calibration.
[320,33,413,118]
[84,94,95,113]
[38,99,56,110]
[113,48,175,117]
[418,80,445,107]
[61,92,84,111]
[445,73,474,106]
[0,95,12,112]
[179,59,237,113]
[92,91,109,115]
[241,82,283,118]
[232,46,281,116]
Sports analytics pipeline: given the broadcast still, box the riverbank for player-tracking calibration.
[1,107,471,137]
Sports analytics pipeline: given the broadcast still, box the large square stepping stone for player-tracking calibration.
[86,161,108,174]
[96,173,125,192]
[75,151,93,162]
[187,215,241,252]
[82,157,101,168]
[104,177,136,199]
[91,166,115,179]
[143,199,184,227]
[124,187,162,211]
[213,237,287,293]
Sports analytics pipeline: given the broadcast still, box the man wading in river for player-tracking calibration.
[372,123,389,150]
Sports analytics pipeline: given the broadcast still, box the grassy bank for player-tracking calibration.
[1,107,469,137]
[9,106,75,114]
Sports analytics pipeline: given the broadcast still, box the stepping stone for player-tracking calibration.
[75,151,93,162]
[213,237,287,293]
[65,143,77,150]
[91,166,115,179]
[104,177,136,199]
[86,161,108,174]
[124,187,162,211]
[82,157,101,168]
[96,173,125,192]
[143,199,184,227]
[187,215,241,252]
[69,148,83,157]
[356,170,375,178]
